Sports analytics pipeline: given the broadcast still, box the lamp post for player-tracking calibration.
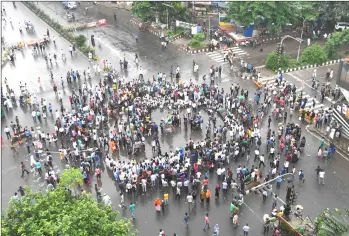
[279,35,304,64]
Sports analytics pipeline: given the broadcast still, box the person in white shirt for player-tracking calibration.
[318,171,325,185]
[243,223,250,235]
[102,193,111,206]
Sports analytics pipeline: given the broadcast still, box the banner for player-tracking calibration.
[86,22,97,28]
[98,19,107,26]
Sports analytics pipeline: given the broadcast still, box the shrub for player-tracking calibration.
[189,39,203,48]
[74,35,87,48]
[299,43,328,65]
[193,32,205,41]
[265,51,293,71]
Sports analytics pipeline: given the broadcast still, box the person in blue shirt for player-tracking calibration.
[276,174,282,189]
[129,202,136,219]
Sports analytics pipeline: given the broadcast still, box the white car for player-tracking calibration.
[335,22,349,31]
[62,2,77,10]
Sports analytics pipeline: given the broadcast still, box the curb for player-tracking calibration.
[280,59,342,74]
[22,2,94,62]
[130,18,162,37]
[259,34,299,43]
[307,126,349,159]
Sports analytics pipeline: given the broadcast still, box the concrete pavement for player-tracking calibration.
[2,2,349,236]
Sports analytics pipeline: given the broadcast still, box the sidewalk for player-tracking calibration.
[307,125,349,158]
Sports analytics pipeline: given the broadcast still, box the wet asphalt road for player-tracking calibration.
[2,2,349,236]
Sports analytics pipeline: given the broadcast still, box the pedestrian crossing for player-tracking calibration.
[206,47,249,64]
[258,75,329,113]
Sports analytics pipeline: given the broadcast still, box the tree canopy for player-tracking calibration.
[227,2,319,28]
[314,208,349,236]
[324,29,349,59]
[1,186,135,236]
[132,2,189,23]
[299,43,328,65]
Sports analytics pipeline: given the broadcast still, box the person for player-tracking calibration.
[233,213,239,227]
[119,192,125,209]
[102,193,111,206]
[319,170,325,185]
[20,161,30,178]
[154,197,161,212]
[114,12,117,21]
[159,229,165,236]
[243,223,250,235]
[184,212,190,228]
[203,213,210,230]
[18,186,25,196]
[129,202,135,219]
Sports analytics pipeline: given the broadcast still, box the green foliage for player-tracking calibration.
[314,208,349,236]
[131,2,152,22]
[227,2,319,29]
[132,2,190,23]
[74,35,87,48]
[265,51,293,71]
[193,32,205,42]
[1,187,136,236]
[59,168,83,189]
[324,29,349,59]
[167,27,184,36]
[22,2,98,59]
[189,39,205,48]
[299,43,328,65]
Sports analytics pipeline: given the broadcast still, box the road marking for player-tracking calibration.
[242,202,263,222]
[305,125,349,162]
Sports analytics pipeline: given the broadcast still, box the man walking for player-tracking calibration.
[129,202,136,219]
[243,223,250,235]
[203,213,210,230]
[4,126,11,139]
[20,162,30,178]
[184,212,190,228]
[318,170,325,185]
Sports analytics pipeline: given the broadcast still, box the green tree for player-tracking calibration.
[227,2,319,29]
[299,43,328,65]
[59,168,84,194]
[317,2,349,25]
[314,208,349,236]
[132,2,189,23]
[131,2,152,22]
[74,35,87,48]
[265,51,292,71]
[1,187,136,236]
[324,29,349,59]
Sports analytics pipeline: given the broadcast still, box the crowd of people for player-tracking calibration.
[2,16,337,235]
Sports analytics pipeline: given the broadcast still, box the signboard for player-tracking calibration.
[86,22,97,28]
[98,19,107,26]
[191,26,198,35]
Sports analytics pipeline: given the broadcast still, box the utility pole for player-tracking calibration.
[162,3,174,30]
[297,17,306,62]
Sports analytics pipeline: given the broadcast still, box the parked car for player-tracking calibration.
[335,22,349,31]
[62,2,77,10]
